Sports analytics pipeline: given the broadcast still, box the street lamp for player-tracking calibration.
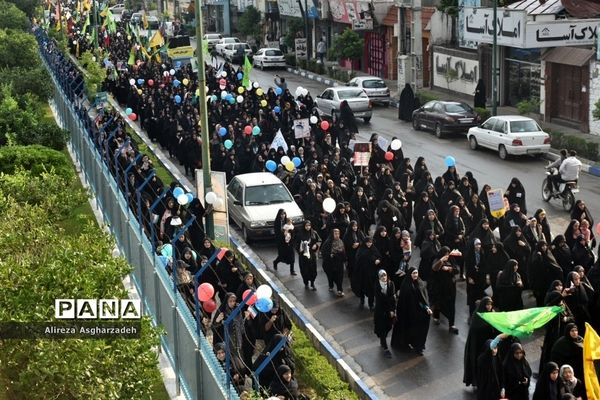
[194,0,215,239]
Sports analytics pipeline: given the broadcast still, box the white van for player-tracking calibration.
[227,172,304,242]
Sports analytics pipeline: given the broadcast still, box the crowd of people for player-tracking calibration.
[41,3,600,398]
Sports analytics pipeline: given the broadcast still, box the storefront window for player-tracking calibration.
[505,48,541,106]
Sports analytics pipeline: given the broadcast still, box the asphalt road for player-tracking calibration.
[223,59,600,399]
[161,48,600,399]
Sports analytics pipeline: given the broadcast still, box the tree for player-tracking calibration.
[5,0,37,18]
[0,66,53,100]
[284,18,304,50]
[0,1,30,31]
[330,29,364,72]
[80,50,107,98]
[593,98,600,120]
[0,29,39,69]
[0,145,74,180]
[438,0,459,45]
[0,85,38,146]
[238,5,262,42]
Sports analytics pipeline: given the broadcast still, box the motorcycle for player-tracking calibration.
[541,166,579,211]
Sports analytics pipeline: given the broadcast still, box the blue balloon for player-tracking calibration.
[256,297,273,313]
[252,126,261,136]
[211,95,218,102]
[173,79,181,87]
[228,97,235,104]
[137,78,144,85]
[218,127,227,137]
[237,72,243,80]
[175,61,181,68]
[224,139,233,149]
[265,160,277,172]
[444,155,456,167]
[275,87,283,96]
[292,157,301,168]
[173,187,184,198]
[274,106,281,113]
[125,107,133,115]
[174,95,182,104]
[159,243,173,258]
[185,193,194,204]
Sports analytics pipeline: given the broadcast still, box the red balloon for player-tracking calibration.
[203,299,217,313]
[219,78,226,86]
[148,79,154,86]
[596,222,600,235]
[384,151,394,161]
[320,120,330,131]
[128,113,137,121]
[242,289,257,305]
[198,282,215,302]
[244,125,252,135]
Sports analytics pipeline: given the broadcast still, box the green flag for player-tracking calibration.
[82,14,90,34]
[478,306,563,337]
[88,26,96,44]
[127,46,136,66]
[202,39,209,59]
[242,56,252,88]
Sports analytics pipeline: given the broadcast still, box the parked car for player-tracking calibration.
[227,172,304,242]
[467,115,551,160]
[315,87,373,123]
[215,37,240,55]
[130,12,142,25]
[252,48,286,69]
[204,33,223,50]
[347,76,390,105]
[222,43,253,64]
[412,101,480,138]
[109,3,126,14]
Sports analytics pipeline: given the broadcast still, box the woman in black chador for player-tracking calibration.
[502,342,532,400]
[352,236,382,310]
[398,83,415,121]
[373,270,396,358]
[295,220,321,290]
[474,79,486,109]
[391,267,432,355]
[463,297,498,388]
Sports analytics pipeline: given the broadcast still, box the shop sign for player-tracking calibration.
[295,38,307,59]
[277,0,302,18]
[525,19,600,48]
[458,0,481,50]
[352,18,373,31]
[432,52,479,96]
[463,7,526,47]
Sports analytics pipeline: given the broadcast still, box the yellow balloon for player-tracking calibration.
[195,89,200,96]
[182,78,189,86]
[237,86,245,94]
[137,89,142,95]
[260,99,267,107]
[256,88,264,96]
[285,161,295,172]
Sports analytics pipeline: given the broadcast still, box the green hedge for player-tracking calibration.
[416,91,439,105]
[284,53,296,67]
[0,145,74,180]
[549,131,600,162]
[475,107,491,122]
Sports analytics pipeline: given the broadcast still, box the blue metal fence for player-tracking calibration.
[36,30,239,400]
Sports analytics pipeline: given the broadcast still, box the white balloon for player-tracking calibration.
[390,139,402,151]
[177,193,189,205]
[205,191,217,204]
[253,81,259,88]
[323,198,336,213]
[214,198,224,209]
[116,32,121,37]
[236,95,244,103]
[129,78,135,86]
[280,156,291,165]
[163,71,169,77]
[170,69,176,75]
[111,247,121,258]
[295,87,302,97]
[310,116,318,124]
[302,88,309,97]
[256,284,273,299]
[221,71,227,77]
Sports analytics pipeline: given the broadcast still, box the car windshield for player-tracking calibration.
[224,38,239,43]
[338,89,367,99]
[510,120,541,132]
[444,103,472,113]
[265,50,283,56]
[245,184,293,205]
[362,79,386,88]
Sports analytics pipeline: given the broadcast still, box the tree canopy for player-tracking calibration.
[331,29,363,61]
[0,0,30,31]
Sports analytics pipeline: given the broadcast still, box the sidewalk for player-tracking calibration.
[285,66,600,177]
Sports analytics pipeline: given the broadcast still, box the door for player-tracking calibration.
[551,63,581,122]
[365,32,385,78]
[490,118,507,149]
[477,117,496,147]
[420,101,435,129]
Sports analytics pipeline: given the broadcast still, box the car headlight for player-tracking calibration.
[291,216,304,224]
[250,221,268,228]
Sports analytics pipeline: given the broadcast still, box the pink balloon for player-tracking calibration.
[320,120,330,131]
[244,125,252,135]
[148,79,154,86]
[242,289,257,305]
[128,113,137,121]
[219,78,226,86]
[198,282,215,302]
[384,151,394,161]
[203,299,217,313]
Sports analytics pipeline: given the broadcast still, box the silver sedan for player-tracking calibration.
[315,87,373,123]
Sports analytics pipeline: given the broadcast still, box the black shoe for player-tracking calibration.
[290,271,297,276]
[383,349,392,358]
[305,284,309,290]
[415,349,424,356]
[449,326,459,335]
[311,284,317,291]
[273,261,278,271]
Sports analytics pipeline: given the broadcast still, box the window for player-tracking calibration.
[321,90,332,99]
[244,184,292,206]
[433,103,444,113]
[481,118,496,130]
[444,103,472,113]
[337,89,367,99]
[423,101,435,111]
[492,119,506,133]
[265,50,283,56]
[510,120,541,133]
[168,36,191,48]
[362,79,386,89]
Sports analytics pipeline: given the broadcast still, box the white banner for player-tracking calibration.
[295,38,307,60]
[278,0,303,17]
[525,19,600,48]
[463,7,526,47]
[270,129,289,152]
[432,52,479,96]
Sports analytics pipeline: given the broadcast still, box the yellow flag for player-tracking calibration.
[142,13,149,29]
[584,322,600,400]
[83,0,91,11]
[149,30,164,48]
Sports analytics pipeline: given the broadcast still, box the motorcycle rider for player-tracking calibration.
[546,149,567,192]
[554,150,582,195]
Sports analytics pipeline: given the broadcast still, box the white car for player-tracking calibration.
[109,3,125,14]
[467,115,551,160]
[347,76,391,105]
[316,87,373,123]
[227,172,304,242]
[253,48,286,69]
[215,37,240,55]
[203,33,223,50]
[222,43,253,63]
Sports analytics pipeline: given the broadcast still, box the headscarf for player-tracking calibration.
[378,269,388,293]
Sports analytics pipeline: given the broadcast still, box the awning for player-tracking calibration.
[380,4,397,26]
[507,0,564,15]
[541,47,595,67]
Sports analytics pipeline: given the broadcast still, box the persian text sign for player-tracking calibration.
[463,7,526,47]
[525,19,600,48]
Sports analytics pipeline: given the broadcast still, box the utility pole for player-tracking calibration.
[92,0,99,50]
[491,0,498,116]
[195,0,215,239]
[411,0,422,91]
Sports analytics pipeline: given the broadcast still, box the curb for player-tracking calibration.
[285,66,400,108]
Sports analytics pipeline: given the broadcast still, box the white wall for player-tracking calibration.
[589,60,600,136]
[432,51,479,96]
[428,10,454,46]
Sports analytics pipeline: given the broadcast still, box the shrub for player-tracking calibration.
[416,91,438,105]
[516,97,541,115]
[80,50,107,98]
[475,107,491,121]
[0,145,74,180]
[548,131,599,162]
[284,53,296,67]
